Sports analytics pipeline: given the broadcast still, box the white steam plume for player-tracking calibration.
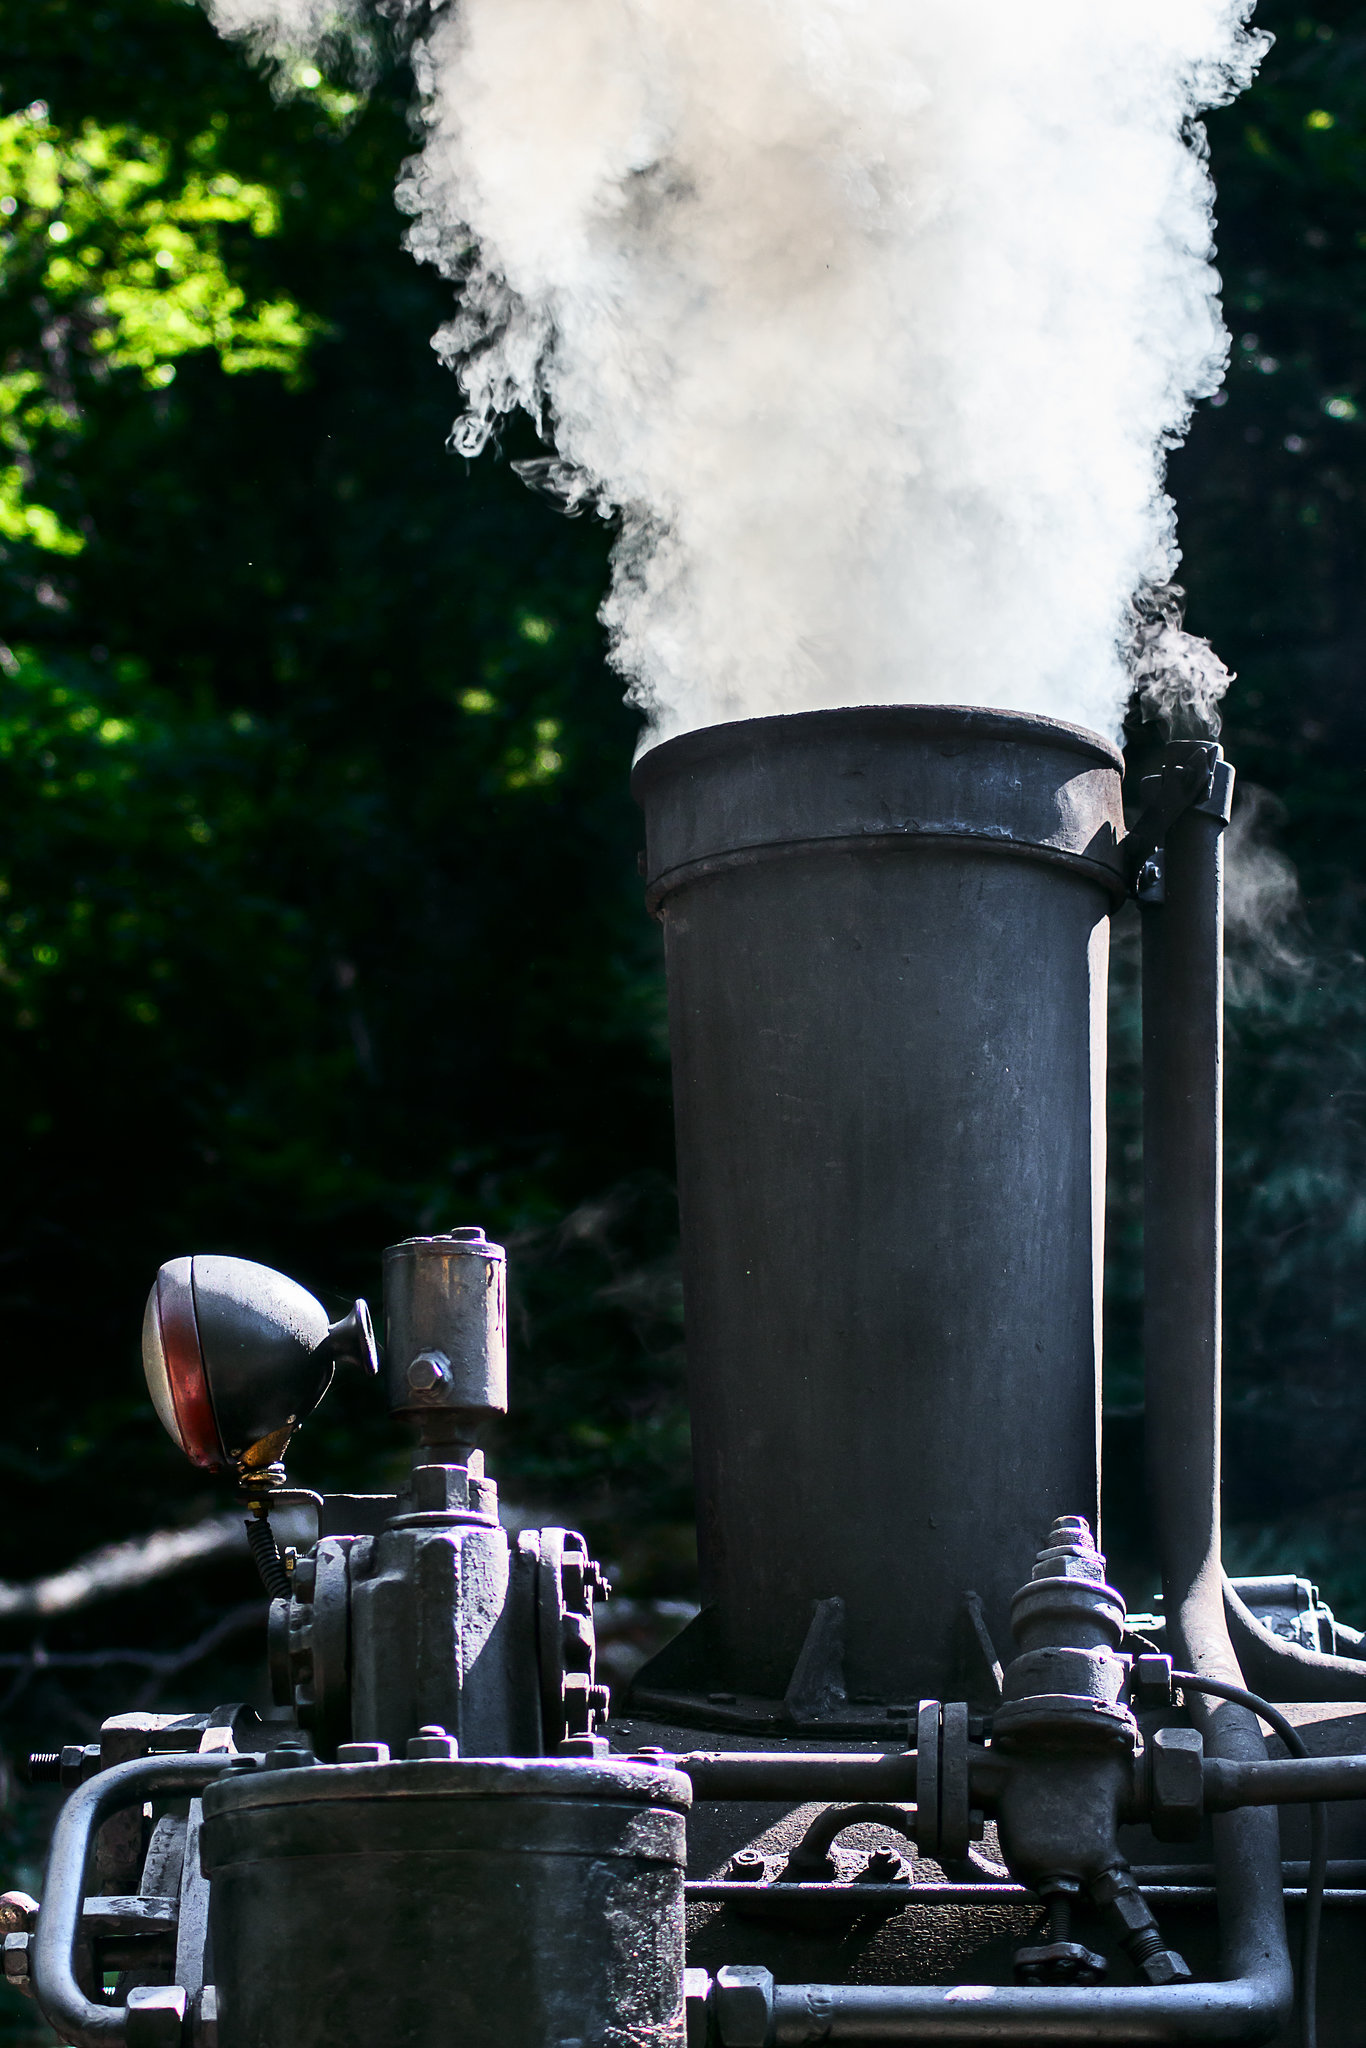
[205,0,1265,748]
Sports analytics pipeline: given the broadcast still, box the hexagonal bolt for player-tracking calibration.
[684,1969,713,2048]
[859,1847,908,1883]
[714,1965,774,2048]
[1091,1867,1149,1924]
[1140,1948,1194,1987]
[405,1350,453,1396]
[562,1669,590,1716]
[126,1983,188,2048]
[59,1744,100,1789]
[194,1984,220,2048]
[560,1556,589,1609]
[406,1724,459,1760]
[1136,855,1165,903]
[1131,1653,1175,1709]
[1091,1866,1191,1984]
[263,1738,317,1772]
[1109,1890,1155,1940]
[1149,1725,1204,1842]
[3,1932,33,1998]
[728,1848,768,1880]
[336,1742,391,1764]
[561,1610,595,1666]
[559,1733,610,1758]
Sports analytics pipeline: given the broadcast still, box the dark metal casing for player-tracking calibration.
[383,1230,507,1425]
[142,1256,338,1470]
[199,1757,689,2048]
[632,706,1125,1707]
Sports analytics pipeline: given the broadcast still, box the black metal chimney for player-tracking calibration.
[631,706,1125,1715]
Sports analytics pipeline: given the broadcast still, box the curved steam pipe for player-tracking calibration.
[1223,1577,1366,1702]
[31,1752,237,2047]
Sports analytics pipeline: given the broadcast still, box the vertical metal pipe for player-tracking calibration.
[1144,753,1366,1716]
[1140,742,1292,2034]
[633,707,1125,1708]
[1141,753,1229,1679]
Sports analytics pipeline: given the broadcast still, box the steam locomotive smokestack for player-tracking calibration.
[632,706,1125,1710]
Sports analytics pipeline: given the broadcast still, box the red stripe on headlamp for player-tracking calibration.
[149,1257,227,1471]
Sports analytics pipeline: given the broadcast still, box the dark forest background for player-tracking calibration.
[0,1,1364,2025]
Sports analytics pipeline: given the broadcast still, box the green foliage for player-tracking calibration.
[1114,0,1366,1609]
[0,93,321,560]
[0,0,1362,1810]
[0,0,681,1617]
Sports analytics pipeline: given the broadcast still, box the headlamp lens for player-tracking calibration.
[141,1256,228,1470]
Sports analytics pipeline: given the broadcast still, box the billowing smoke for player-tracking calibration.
[206,0,1266,748]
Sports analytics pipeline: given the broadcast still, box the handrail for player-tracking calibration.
[31,1752,236,2048]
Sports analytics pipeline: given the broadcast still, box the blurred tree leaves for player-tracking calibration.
[0,0,682,1606]
[0,96,324,558]
[0,0,1364,1634]
[1118,2,1366,1613]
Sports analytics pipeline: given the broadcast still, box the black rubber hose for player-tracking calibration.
[1173,1671,1326,2048]
[245,1512,292,1601]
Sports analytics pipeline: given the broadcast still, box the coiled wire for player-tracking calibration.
[245,1511,292,1602]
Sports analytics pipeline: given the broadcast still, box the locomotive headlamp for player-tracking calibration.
[141,1253,378,1476]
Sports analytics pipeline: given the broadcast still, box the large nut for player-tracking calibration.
[59,1743,98,1789]
[1131,1653,1174,1708]
[3,1931,33,1998]
[405,1350,453,1396]
[1149,1725,1204,1843]
[1141,1948,1194,1987]
[406,1725,459,1760]
[714,1965,774,2048]
[194,1985,219,2048]
[684,1970,712,2048]
[1106,1887,1154,1939]
[126,1984,188,2048]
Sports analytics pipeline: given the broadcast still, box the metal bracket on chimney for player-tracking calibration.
[1123,740,1235,905]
